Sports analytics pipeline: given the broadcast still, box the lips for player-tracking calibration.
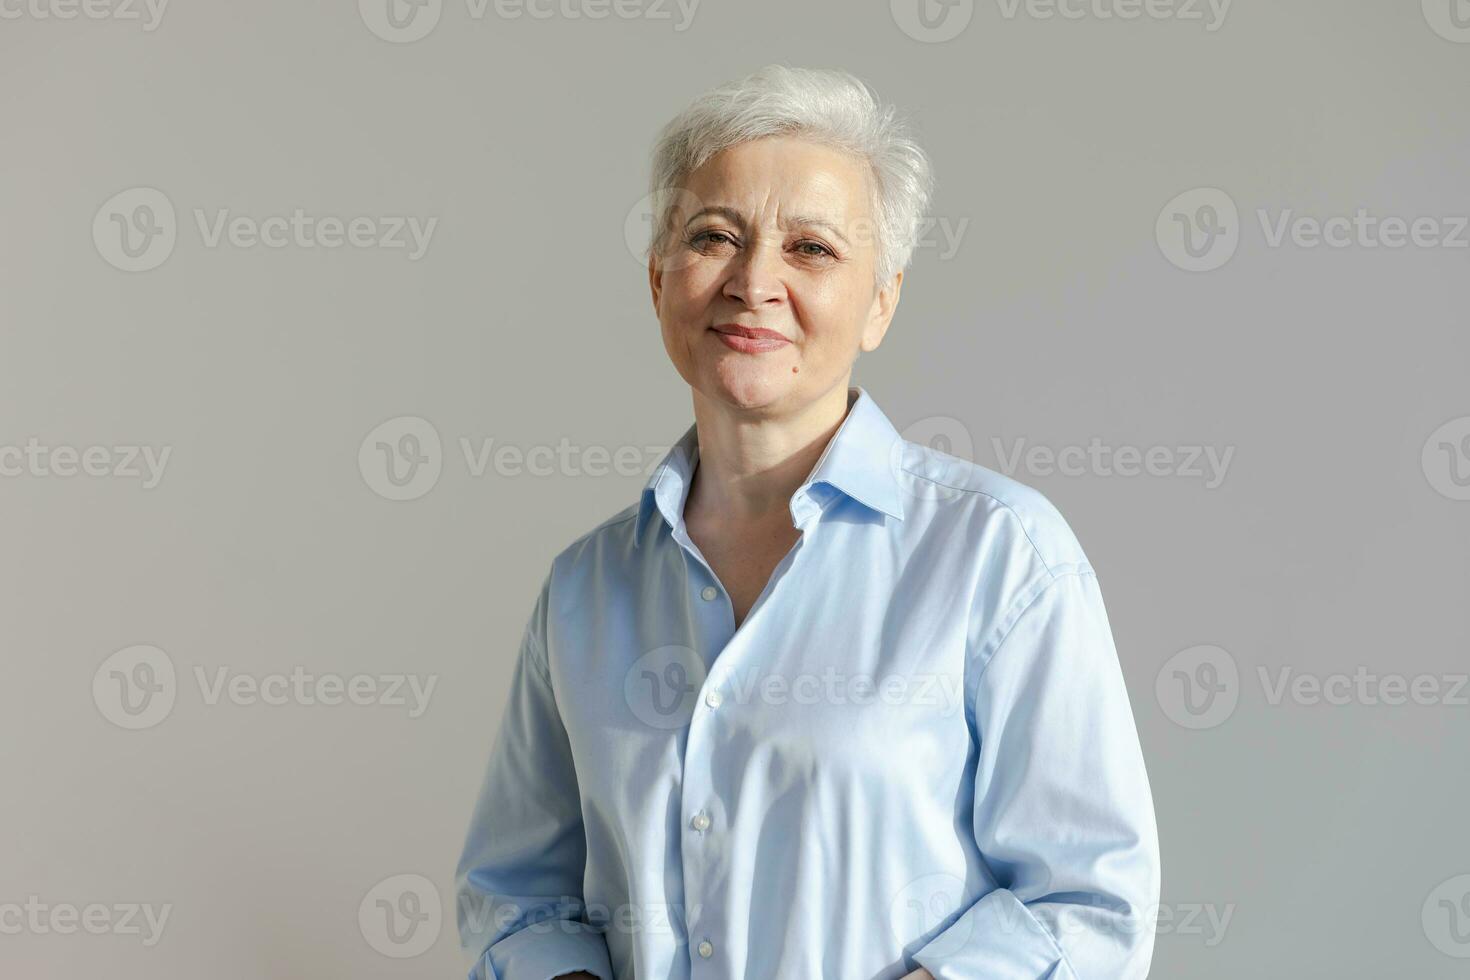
[710,323,792,354]
[710,323,790,342]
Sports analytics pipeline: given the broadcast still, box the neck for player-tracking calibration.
[685,382,856,525]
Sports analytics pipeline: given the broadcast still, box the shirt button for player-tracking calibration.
[697,939,714,958]
[700,585,717,601]
[690,811,711,832]
[704,689,723,708]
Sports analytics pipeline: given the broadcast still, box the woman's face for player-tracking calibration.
[649,136,902,415]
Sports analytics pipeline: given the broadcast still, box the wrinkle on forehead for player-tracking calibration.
[680,138,874,236]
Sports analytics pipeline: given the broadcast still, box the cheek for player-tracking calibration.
[659,265,719,322]
[792,280,870,349]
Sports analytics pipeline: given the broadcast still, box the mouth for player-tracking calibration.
[709,323,792,353]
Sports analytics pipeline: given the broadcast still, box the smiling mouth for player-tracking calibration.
[709,323,792,353]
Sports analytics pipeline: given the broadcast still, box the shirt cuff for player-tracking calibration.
[472,922,614,980]
[911,888,1078,980]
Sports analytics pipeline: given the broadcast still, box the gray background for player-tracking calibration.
[3,0,1469,976]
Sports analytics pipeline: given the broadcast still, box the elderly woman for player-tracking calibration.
[456,65,1160,980]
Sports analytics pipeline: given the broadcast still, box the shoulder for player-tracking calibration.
[559,499,641,560]
[895,441,1113,681]
[895,437,1093,581]
[535,499,643,603]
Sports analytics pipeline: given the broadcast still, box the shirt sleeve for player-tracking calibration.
[912,570,1162,980]
[454,570,615,980]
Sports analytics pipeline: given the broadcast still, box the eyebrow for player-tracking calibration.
[684,206,851,246]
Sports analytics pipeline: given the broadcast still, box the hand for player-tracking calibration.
[900,969,935,980]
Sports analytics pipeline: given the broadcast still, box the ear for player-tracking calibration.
[860,270,903,352]
[648,250,663,316]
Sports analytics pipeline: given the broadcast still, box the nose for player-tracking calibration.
[722,239,787,309]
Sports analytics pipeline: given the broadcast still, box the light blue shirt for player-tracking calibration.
[456,385,1161,980]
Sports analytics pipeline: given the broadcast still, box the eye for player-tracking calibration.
[688,229,736,250]
[794,239,836,258]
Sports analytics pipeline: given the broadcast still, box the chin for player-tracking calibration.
[703,361,798,413]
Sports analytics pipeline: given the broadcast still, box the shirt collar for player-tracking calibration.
[634,385,907,545]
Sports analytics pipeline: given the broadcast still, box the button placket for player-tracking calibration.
[671,513,811,976]
[674,546,730,972]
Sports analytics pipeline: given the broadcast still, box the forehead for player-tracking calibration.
[680,136,872,224]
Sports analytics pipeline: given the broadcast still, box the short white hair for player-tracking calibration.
[646,64,935,290]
